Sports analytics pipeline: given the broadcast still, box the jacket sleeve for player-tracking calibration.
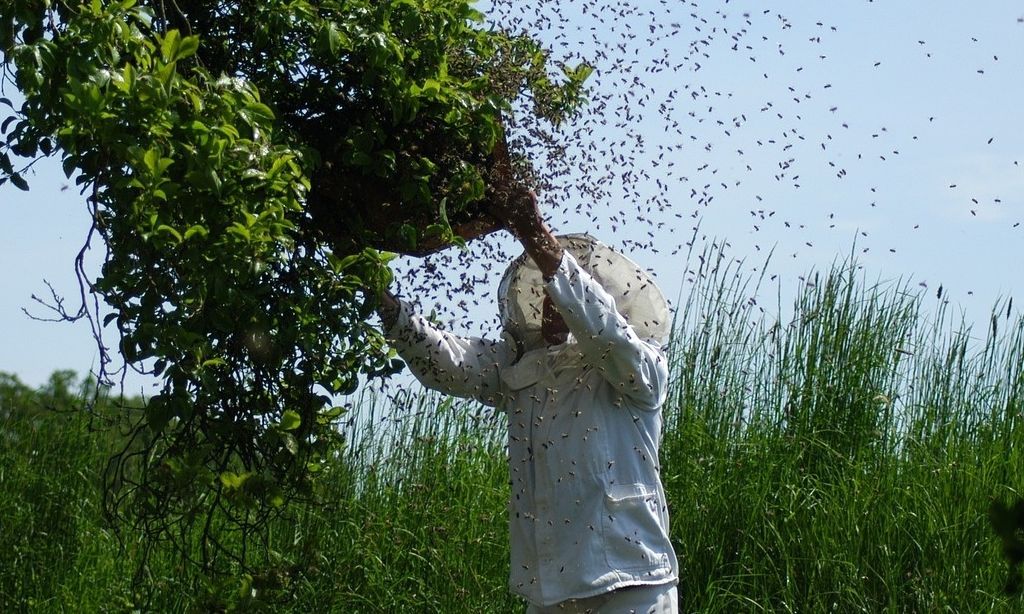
[544,252,669,410]
[385,300,509,407]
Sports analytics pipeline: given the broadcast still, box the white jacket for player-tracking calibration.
[386,252,678,607]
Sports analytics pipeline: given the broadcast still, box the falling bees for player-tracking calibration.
[388,1,1022,342]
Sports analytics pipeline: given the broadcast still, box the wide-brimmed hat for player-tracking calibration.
[497,234,671,353]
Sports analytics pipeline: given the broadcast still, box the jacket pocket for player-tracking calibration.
[601,483,673,574]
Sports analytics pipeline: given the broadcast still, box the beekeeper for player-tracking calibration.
[378,189,679,613]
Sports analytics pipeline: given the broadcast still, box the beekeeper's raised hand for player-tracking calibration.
[377,287,401,330]
[489,187,563,279]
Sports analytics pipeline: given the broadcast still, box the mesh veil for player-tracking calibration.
[497,234,670,354]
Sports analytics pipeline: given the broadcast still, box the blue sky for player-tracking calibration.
[2,1,1021,391]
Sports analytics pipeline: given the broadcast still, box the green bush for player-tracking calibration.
[0,0,592,573]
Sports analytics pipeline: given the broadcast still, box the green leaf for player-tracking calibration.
[329,253,360,272]
[350,151,372,167]
[144,395,176,432]
[564,61,595,83]
[143,147,160,173]
[375,149,396,175]
[280,432,299,455]
[156,62,177,88]
[437,196,450,226]
[398,223,417,249]
[205,168,222,193]
[10,172,29,191]
[226,223,251,241]
[320,405,347,420]
[280,410,301,431]
[326,23,343,55]
[160,29,181,63]
[421,78,442,97]
[183,224,209,240]
[62,156,76,179]
[177,35,200,60]
[156,224,183,243]
[118,63,135,92]
[219,471,251,489]
[245,102,275,121]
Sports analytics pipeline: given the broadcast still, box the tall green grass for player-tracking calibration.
[0,372,138,612]
[1,251,1021,612]
[664,250,1022,612]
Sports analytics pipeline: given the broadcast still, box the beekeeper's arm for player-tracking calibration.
[489,189,668,409]
[378,290,508,407]
[542,256,669,409]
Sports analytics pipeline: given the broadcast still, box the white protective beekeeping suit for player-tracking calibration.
[386,234,679,608]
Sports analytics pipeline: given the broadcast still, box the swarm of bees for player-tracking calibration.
[389,0,1022,339]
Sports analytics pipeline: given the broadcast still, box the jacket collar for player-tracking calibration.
[500,335,584,390]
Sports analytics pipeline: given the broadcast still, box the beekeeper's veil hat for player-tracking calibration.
[497,233,671,354]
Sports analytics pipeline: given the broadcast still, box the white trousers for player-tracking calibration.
[526,584,677,614]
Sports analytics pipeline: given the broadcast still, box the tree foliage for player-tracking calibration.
[0,0,589,575]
